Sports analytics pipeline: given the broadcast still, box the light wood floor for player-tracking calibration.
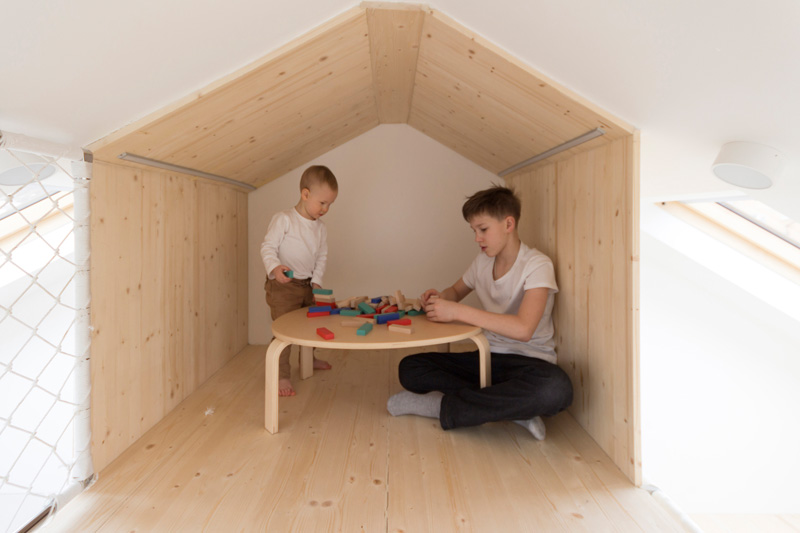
[44,344,684,532]
[691,514,800,533]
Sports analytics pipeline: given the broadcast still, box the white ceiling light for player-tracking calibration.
[0,150,56,186]
[712,141,785,190]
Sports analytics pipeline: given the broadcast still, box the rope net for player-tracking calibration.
[0,143,92,533]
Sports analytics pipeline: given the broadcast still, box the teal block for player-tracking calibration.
[407,309,423,316]
[358,302,376,314]
[313,288,333,295]
[357,322,373,336]
[341,309,361,316]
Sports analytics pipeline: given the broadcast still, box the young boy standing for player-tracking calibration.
[261,165,338,397]
[387,185,573,439]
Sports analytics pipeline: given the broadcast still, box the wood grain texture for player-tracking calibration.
[91,8,379,188]
[505,134,640,484]
[88,4,633,188]
[49,345,680,532]
[89,161,248,471]
[367,5,425,123]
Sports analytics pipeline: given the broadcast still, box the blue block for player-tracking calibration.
[376,312,400,325]
[330,308,342,315]
[371,297,383,304]
[309,306,333,313]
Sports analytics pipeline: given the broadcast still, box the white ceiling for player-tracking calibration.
[1,0,798,218]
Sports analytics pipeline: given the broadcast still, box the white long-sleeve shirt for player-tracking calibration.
[260,208,328,287]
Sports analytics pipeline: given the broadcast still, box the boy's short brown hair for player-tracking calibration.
[300,165,338,192]
[462,184,521,225]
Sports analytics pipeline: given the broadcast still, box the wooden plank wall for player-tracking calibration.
[90,161,248,471]
[505,134,640,484]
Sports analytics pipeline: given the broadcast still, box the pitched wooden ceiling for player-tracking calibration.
[89,3,634,189]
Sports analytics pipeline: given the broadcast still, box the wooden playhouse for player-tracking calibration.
[86,2,639,488]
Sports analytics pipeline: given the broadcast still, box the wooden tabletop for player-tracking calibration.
[271,307,484,350]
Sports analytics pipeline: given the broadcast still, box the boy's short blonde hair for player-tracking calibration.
[300,165,338,192]
[462,184,521,225]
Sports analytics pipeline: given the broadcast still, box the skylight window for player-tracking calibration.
[717,198,800,250]
[660,198,800,284]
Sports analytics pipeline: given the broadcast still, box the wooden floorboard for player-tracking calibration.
[44,345,683,532]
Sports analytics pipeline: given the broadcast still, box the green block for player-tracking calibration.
[357,322,373,336]
[407,309,423,316]
[341,309,361,316]
[358,302,376,314]
[398,310,405,318]
[312,288,333,295]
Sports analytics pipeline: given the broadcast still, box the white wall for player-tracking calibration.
[248,124,497,344]
[641,203,800,513]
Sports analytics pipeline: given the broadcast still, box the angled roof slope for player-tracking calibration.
[89,3,634,189]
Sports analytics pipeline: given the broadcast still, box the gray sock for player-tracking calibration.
[387,391,444,419]
[514,416,546,440]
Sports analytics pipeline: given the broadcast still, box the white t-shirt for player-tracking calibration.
[260,208,328,287]
[462,243,558,363]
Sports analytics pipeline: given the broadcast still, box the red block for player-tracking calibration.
[314,301,336,308]
[387,318,412,326]
[375,305,388,313]
[383,305,398,313]
[360,313,375,318]
[316,327,334,340]
[307,311,330,318]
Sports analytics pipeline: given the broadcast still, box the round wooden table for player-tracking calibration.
[265,307,491,433]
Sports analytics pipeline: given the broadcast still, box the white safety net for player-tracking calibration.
[0,134,92,533]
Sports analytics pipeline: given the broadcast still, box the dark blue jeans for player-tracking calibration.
[398,350,573,430]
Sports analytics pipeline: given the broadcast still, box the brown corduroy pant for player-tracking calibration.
[265,277,315,379]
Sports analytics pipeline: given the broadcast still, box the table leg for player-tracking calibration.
[265,339,292,433]
[471,333,492,387]
[299,345,314,380]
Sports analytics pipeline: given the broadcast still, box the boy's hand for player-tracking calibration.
[311,283,320,290]
[272,265,292,284]
[424,297,459,323]
[419,289,441,306]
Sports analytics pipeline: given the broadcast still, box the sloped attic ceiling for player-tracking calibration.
[89,2,634,189]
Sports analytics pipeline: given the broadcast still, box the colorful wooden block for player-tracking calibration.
[407,309,423,316]
[371,297,383,304]
[316,327,334,340]
[358,302,376,314]
[309,305,333,313]
[340,309,361,316]
[357,323,373,336]
[387,318,411,326]
[395,290,406,308]
[376,312,400,324]
[330,308,342,315]
[315,294,337,303]
[283,270,294,278]
[307,311,330,318]
[313,288,333,295]
[382,305,398,314]
[388,324,413,334]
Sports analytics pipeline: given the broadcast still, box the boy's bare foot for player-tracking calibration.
[313,357,332,370]
[278,378,296,397]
